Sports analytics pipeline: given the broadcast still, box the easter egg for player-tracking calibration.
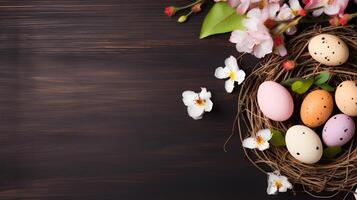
[335,81,357,116]
[308,33,349,66]
[323,114,355,147]
[300,89,333,128]
[257,81,294,122]
[285,125,323,164]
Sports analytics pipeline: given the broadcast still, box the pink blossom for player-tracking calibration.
[230,8,274,58]
[228,0,281,15]
[303,0,349,16]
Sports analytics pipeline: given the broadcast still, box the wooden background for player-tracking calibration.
[0,0,354,199]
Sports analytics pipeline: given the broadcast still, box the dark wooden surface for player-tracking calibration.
[0,1,354,199]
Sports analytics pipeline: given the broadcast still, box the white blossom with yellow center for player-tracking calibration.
[267,171,293,195]
[182,88,213,120]
[214,56,246,93]
[242,129,272,151]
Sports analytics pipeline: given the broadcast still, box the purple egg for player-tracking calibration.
[323,114,355,147]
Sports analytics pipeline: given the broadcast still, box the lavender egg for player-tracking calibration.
[322,114,355,147]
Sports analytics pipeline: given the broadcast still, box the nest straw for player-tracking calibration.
[231,25,357,198]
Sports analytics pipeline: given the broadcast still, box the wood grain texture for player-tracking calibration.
[0,1,354,199]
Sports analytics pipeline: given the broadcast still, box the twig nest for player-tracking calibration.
[236,25,357,197]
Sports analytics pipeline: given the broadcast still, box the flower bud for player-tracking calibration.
[329,16,340,26]
[282,60,296,71]
[274,36,284,46]
[339,14,351,26]
[264,19,276,29]
[191,3,202,13]
[178,15,188,23]
[298,9,306,16]
[164,6,177,17]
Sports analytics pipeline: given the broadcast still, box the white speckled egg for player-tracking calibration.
[257,81,294,122]
[285,125,323,164]
[335,81,357,116]
[308,34,349,66]
[323,114,355,147]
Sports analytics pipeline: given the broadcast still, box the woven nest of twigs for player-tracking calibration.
[235,25,357,198]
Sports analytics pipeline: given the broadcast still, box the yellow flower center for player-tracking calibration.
[258,0,268,9]
[275,180,283,190]
[256,136,264,145]
[229,71,236,80]
[195,98,206,106]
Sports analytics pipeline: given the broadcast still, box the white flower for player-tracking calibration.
[214,56,246,93]
[354,187,357,200]
[276,0,304,35]
[242,129,272,151]
[182,88,213,120]
[230,8,274,58]
[276,0,303,21]
[267,171,293,195]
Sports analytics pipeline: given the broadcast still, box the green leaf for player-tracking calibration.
[269,129,286,147]
[319,83,335,92]
[323,147,342,158]
[291,77,314,94]
[281,77,304,86]
[200,2,244,39]
[314,72,330,85]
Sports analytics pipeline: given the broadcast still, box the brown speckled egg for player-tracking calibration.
[300,90,334,128]
[335,81,357,116]
[308,34,349,66]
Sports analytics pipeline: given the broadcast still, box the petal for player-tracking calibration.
[276,4,294,20]
[289,0,302,10]
[234,70,246,84]
[276,45,287,56]
[233,32,255,54]
[236,0,250,15]
[242,137,257,149]
[281,176,293,189]
[267,184,278,195]
[204,99,213,112]
[225,56,239,72]
[257,129,272,141]
[199,87,211,100]
[225,79,235,93]
[230,30,248,44]
[268,3,280,19]
[228,0,240,8]
[257,141,270,151]
[324,3,340,16]
[286,26,297,35]
[247,8,262,19]
[187,105,204,120]
[253,38,273,58]
[312,8,324,17]
[243,18,259,32]
[267,173,279,195]
[214,66,230,79]
[182,91,198,106]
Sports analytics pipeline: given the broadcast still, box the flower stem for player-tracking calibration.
[177,0,203,10]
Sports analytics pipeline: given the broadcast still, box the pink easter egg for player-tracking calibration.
[257,81,294,122]
[323,114,355,147]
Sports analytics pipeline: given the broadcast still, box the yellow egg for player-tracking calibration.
[308,34,349,66]
[300,90,333,128]
[335,81,357,116]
